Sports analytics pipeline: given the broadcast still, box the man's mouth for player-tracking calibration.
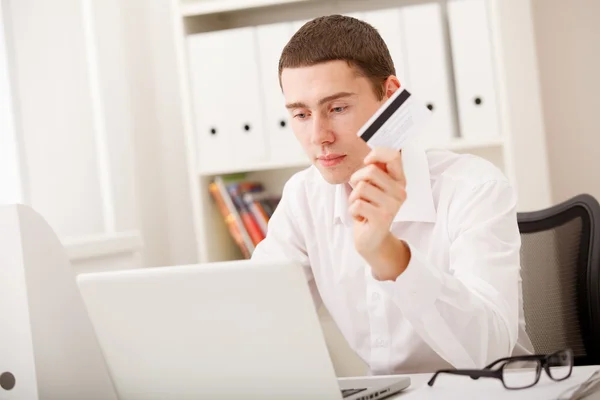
[317,154,346,167]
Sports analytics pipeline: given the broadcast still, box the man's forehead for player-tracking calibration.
[281,64,365,104]
[280,60,357,83]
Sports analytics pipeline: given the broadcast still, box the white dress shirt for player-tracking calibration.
[251,139,534,374]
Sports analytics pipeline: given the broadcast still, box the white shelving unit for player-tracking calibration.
[170,0,552,264]
[180,0,311,17]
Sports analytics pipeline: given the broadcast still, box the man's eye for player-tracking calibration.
[294,113,307,119]
[332,106,346,113]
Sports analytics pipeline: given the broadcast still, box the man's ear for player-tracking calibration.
[383,75,402,99]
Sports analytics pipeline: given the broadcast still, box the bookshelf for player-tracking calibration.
[170,0,553,264]
[198,165,307,262]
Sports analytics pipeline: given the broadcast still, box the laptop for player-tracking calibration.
[76,259,410,399]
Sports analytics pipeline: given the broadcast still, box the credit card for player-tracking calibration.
[357,87,431,150]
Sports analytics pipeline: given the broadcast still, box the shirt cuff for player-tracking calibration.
[373,239,444,316]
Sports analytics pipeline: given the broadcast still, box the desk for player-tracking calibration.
[340,365,600,399]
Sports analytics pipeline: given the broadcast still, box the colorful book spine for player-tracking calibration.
[212,176,255,257]
[243,192,270,236]
[208,175,284,258]
[226,183,265,246]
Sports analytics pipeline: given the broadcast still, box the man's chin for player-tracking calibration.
[316,165,350,185]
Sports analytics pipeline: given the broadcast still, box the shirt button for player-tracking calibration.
[372,292,380,302]
[374,338,388,348]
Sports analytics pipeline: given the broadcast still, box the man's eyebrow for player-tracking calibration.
[285,92,356,109]
[285,101,307,110]
[318,92,356,105]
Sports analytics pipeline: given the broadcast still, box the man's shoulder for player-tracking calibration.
[423,148,519,237]
[280,165,330,207]
[283,164,322,192]
[426,148,511,190]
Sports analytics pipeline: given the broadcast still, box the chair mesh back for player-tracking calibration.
[520,217,587,357]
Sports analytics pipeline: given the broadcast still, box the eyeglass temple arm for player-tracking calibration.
[428,369,498,386]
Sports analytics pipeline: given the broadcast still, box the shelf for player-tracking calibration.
[434,136,505,152]
[62,230,144,262]
[180,0,310,17]
[198,158,311,176]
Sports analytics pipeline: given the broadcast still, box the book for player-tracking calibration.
[227,182,265,246]
[209,176,255,258]
[208,175,281,258]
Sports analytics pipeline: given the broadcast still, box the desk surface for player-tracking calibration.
[346,365,600,399]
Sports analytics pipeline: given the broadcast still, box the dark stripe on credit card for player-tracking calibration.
[360,89,411,143]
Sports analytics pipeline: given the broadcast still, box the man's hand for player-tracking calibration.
[348,147,411,281]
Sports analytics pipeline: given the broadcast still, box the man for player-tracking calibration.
[251,14,534,374]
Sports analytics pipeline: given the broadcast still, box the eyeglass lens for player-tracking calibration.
[503,359,541,389]
[502,349,573,389]
[547,350,573,380]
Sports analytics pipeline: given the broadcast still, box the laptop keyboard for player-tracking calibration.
[341,388,367,398]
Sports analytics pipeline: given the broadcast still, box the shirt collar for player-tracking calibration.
[333,139,437,226]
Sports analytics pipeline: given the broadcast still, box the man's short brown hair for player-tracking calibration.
[278,14,396,100]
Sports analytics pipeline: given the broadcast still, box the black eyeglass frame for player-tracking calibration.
[427,348,574,390]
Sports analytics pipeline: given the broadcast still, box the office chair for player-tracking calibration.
[518,194,600,365]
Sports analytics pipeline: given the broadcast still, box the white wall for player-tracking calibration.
[0,0,25,205]
[2,0,198,270]
[2,0,147,269]
[8,0,107,237]
[119,0,198,267]
[532,0,600,204]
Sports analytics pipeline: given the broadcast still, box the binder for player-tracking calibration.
[402,2,456,146]
[187,30,230,173]
[362,8,410,88]
[187,27,267,173]
[448,0,500,139]
[255,22,308,164]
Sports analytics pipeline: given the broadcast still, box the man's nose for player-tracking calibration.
[310,115,334,146]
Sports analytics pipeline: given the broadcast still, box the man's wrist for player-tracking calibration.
[362,233,411,281]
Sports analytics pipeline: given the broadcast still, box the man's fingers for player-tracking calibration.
[348,181,379,206]
[386,153,405,185]
[363,147,405,183]
[349,198,379,222]
[350,165,406,203]
[363,147,399,164]
[349,181,402,214]
[350,164,392,193]
[352,181,387,205]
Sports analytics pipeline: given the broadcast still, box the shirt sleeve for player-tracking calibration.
[251,177,322,309]
[374,179,522,369]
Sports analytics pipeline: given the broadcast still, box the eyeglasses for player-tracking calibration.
[427,348,574,390]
